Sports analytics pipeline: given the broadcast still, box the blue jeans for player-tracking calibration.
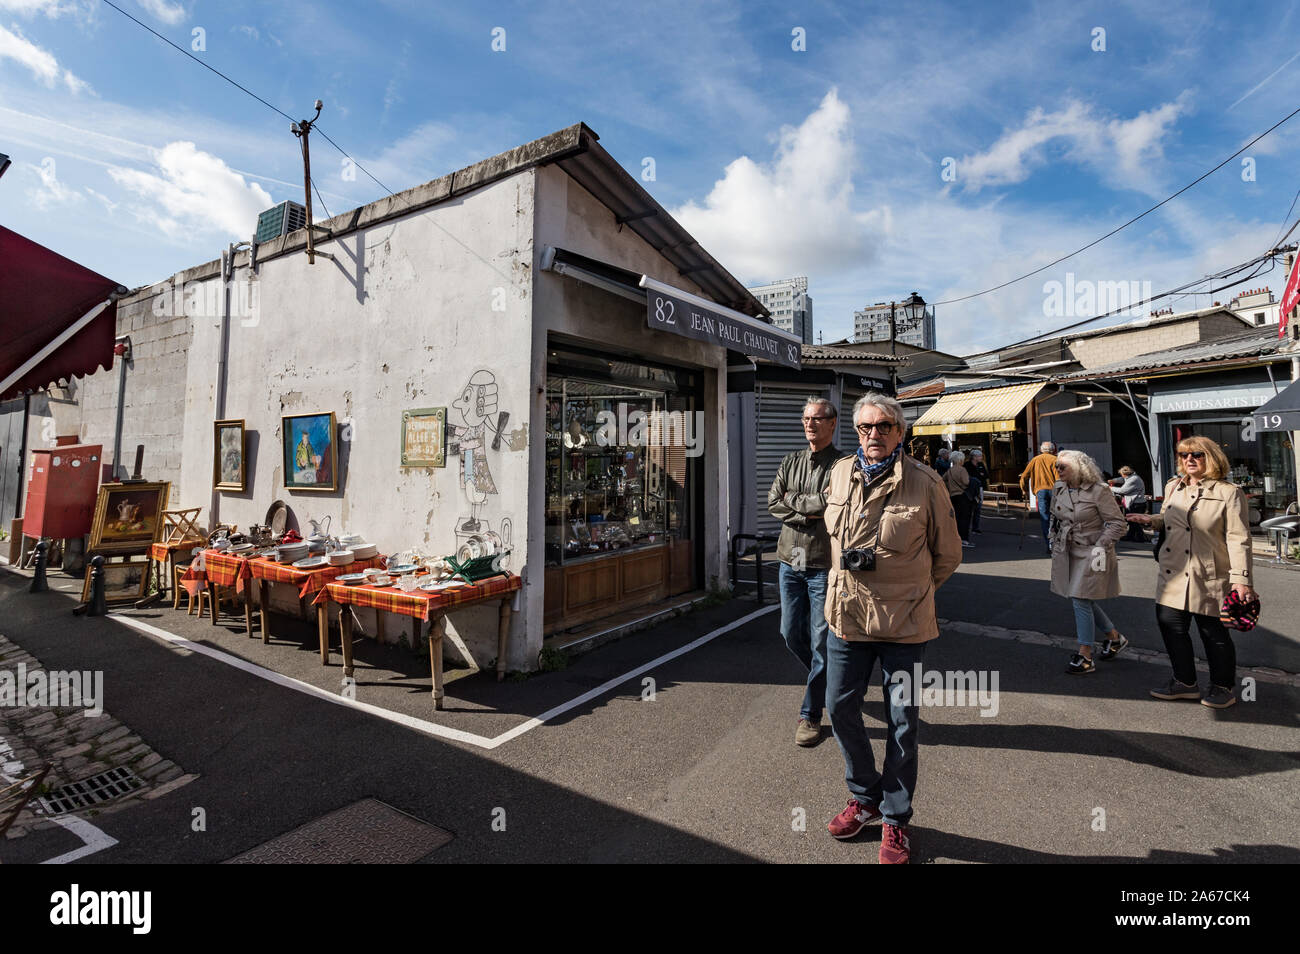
[1036,489,1053,548]
[778,562,829,722]
[1071,598,1117,648]
[826,634,926,827]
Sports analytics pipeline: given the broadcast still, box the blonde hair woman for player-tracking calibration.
[1051,450,1128,674]
[1127,436,1255,708]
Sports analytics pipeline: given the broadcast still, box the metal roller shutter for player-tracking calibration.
[755,386,827,538]
[839,390,861,452]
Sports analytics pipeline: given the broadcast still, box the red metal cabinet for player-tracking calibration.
[24,444,103,539]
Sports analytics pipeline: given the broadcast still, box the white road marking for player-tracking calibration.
[108,604,779,750]
[40,815,119,864]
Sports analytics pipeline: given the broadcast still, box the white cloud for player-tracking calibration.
[234,23,258,41]
[107,141,273,238]
[134,0,183,26]
[955,95,1192,197]
[25,155,81,208]
[669,88,876,281]
[0,22,90,92]
[0,0,92,18]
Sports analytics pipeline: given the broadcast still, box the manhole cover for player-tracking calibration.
[224,798,452,864]
[38,766,145,815]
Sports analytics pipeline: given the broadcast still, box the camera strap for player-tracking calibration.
[839,466,896,554]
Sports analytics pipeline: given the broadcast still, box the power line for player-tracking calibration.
[933,104,1300,307]
[99,0,295,124]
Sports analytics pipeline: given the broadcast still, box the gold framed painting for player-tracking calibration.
[283,411,337,492]
[81,556,150,604]
[400,407,446,467]
[89,482,171,554]
[214,419,246,492]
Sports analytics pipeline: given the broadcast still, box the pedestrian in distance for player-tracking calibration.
[1020,441,1058,556]
[768,397,847,747]
[1109,465,1149,542]
[933,447,951,476]
[1050,450,1129,674]
[944,450,975,548]
[1127,436,1256,708]
[822,393,963,864]
[967,449,990,534]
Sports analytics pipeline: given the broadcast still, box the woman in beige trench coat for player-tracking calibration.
[1049,450,1128,674]
[1126,435,1256,708]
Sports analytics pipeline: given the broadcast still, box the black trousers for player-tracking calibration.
[950,494,971,541]
[1155,604,1236,688]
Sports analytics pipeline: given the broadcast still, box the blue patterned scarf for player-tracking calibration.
[856,444,901,482]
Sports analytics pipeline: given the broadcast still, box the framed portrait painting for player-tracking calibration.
[283,411,337,492]
[214,419,246,492]
[89,482,171,554]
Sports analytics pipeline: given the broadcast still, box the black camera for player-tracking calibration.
[840,548,876,572]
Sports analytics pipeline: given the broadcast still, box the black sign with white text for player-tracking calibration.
[646,290,801,369]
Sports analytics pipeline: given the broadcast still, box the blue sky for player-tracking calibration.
[3,0,1298,354]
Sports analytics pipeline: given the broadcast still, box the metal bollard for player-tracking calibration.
[87,555,107,617]
[29,540,49,593]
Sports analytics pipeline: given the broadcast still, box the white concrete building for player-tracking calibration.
[747,277,814,344]
[31,124,798,671]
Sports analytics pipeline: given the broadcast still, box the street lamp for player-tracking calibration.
[889,291,927,356]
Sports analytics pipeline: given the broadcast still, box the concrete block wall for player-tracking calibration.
[73,288,195,498]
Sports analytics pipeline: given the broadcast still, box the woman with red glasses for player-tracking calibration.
[1127,436,1256,708]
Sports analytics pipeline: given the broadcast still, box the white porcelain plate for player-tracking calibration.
[293,557,329,569]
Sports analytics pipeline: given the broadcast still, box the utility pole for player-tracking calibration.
[291,100,323,265]
[889,300,897,357]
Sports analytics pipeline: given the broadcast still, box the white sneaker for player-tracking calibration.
[961,540,975,548]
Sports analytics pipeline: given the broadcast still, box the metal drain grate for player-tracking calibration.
[38,766,145,815]
[224,798,453,864]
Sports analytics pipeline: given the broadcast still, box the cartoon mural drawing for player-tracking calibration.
[447,369,527,563]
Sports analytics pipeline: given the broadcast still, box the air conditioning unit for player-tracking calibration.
[255,201,307,243]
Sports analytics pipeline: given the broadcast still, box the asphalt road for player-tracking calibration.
[2,563,1297,865]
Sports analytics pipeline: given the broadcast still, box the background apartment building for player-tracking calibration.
[853,298,937,350]
[747,276,814,344]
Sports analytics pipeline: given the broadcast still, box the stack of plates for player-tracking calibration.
[293,556,329,570]
[389,563,419,575]
[351,542,378,560]
[278,542,309,563]
[336,573,367,586]
[327,549,354,566]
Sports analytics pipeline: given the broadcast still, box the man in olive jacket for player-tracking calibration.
[768,397,847,747]
[823,393,963,864]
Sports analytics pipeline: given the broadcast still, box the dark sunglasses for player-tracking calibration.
[1178,451,1206,460]
[855,421,896,435]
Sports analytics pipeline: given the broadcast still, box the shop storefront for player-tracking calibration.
[910,381,1045,491]
[1150,375,1297,522]
[543,344,702,631]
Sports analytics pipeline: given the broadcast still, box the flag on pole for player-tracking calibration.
[1280,250,1300,338]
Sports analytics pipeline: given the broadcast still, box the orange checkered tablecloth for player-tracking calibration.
[200,549,253,592]
[314,574,521,620]
[149,539,203,563]
[247,555,384,599]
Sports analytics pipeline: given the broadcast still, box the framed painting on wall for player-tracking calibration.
[88,482,171,554]
[400,407,446,467]
[283,412,337,492]
[214,419,246,492]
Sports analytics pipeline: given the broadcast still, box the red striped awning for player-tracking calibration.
[1,226,123,401]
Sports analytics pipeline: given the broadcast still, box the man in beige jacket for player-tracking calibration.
[822,393,963,864]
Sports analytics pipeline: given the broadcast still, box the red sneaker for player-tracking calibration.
[827,799,882,839]
[879,823,911,864]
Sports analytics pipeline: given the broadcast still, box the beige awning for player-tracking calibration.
[912,381,1045,436]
